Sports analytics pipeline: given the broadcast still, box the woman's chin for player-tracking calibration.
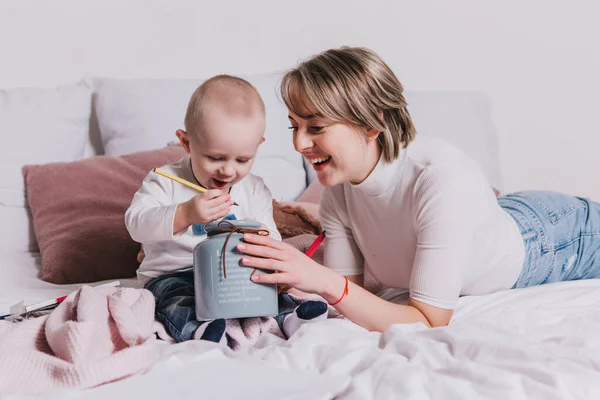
[317,173,341,188]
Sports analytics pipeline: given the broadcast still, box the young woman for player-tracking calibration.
[236,46,600,331]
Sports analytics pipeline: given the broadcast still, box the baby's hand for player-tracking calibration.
[185,190,233,225]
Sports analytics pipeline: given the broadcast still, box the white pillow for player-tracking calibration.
[0,82,92,252]
[93,74,306,202]
[406,91,503,191]
[0,208,36,254]
[304,91,503,191]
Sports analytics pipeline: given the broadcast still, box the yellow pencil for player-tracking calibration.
[153,168,239,206]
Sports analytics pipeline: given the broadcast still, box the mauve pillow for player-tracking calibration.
[23,145,187,284]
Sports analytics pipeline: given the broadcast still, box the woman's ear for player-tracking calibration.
[176,129,192,154]
[366,127,381,141]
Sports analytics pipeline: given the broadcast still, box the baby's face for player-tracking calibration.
[188,108,265,192]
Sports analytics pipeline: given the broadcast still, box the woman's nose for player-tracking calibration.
[293,129,313,152]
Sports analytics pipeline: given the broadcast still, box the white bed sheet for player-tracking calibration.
[2,251,600,399]
[0,251,139,316]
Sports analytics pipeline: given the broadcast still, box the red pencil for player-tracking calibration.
[305,231,326,258]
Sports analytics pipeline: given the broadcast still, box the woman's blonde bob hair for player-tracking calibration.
[280,47,416,162]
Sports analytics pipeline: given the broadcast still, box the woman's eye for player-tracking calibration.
[288,126,298,132]
[309,126,324,133]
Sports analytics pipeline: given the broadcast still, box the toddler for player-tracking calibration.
[125,75,327,344]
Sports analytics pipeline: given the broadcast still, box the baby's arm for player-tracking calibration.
[126,171,234,243]
[125,172,179,243]
[251,179,282,241]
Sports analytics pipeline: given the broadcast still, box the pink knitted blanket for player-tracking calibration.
[0,234,332,395]
[0,286,165,395]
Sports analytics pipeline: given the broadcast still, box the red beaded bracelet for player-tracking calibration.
[329,276,349,306]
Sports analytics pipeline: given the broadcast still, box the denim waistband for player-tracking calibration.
[497,197,537,239]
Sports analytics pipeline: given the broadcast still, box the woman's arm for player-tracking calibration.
[324,273,426,330]
[325,274,452,330]
[237,234,453,331]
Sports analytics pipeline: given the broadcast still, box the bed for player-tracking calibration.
[3,249,600,399]
[1,31,599,400]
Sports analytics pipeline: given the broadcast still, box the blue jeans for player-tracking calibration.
[145,269,298,343]
[498,191,600,288]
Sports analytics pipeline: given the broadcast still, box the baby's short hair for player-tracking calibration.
[184,75,265,136]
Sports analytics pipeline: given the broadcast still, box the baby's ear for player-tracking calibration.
[176,129,192,154]
[259,137,266,144]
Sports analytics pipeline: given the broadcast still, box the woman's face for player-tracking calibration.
[288,107,381,188]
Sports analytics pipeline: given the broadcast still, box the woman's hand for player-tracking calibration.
[236,233,340,298]
[237,232,443,330]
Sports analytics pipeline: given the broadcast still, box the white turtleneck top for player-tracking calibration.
[320,136,524,309]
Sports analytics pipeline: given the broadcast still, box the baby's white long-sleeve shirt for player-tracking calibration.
[125,157,281,283]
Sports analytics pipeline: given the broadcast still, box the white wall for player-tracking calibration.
[1,0,599,198]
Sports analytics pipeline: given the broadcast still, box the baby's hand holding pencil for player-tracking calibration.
[183,190,234,225]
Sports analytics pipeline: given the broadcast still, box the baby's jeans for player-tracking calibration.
[145,269,298,343]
